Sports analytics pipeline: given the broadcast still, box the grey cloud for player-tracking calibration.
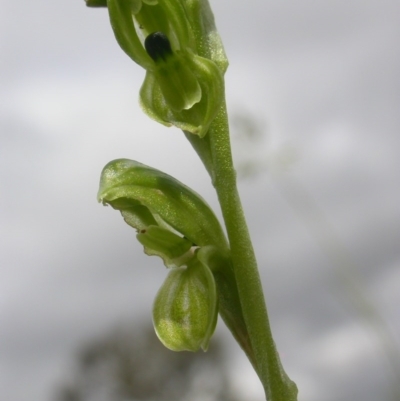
[1,1,399,401]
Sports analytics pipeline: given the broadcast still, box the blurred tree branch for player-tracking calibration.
[55,323,240,401]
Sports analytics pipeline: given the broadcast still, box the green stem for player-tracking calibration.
[183,130,215,179]
[203,100,298,401]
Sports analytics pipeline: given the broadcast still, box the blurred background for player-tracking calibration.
[1,0,399,400]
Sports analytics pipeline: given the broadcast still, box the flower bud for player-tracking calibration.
[153,256,218,351]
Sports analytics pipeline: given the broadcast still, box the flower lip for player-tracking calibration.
[145,32,173,62]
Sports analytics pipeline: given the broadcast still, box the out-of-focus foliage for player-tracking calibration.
[55,324,239,401]
[230,111,297,179]
[231,110,400,401]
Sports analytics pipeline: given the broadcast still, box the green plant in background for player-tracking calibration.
[86,1,298,400]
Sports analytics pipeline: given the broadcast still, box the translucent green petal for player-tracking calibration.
[134,3,171,42]
[157,0,194,50]
[175,53,224,137]
[155,54,202,112]
[139,52,224,137]
[152,256,218,351]
[139,71,171,127]
[137,225,193,267]
[108,199,158,230]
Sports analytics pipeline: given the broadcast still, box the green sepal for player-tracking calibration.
[98,158,229,252]
[136,1,193,51]
[157,0,194,50]
[107,0,154,70]
[152,253,218,351]
[105,0,194,69]
[140,52,224,137]
[153,52,202,112]
[134,4,171,42]
[137,225,193,267]
[180,0,229,72]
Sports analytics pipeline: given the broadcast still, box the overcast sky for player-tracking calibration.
[1,1,400,400]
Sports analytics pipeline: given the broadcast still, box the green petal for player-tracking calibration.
[107,0,154,69]
[137,225,193,267]
[109,200,158,230]
[139,53,224,137]
[155,53,202,112]
[129,0,143,14]
[134,3,171,42]
[139,71,171,127]
[176,53,224,137]
[143,33,201,112]
[152,256,218,351]
[157,0,194,50]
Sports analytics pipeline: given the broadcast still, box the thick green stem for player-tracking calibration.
[204,101,298,401]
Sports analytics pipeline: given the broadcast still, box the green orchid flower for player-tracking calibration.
[140,32,224,137]
[98,159,223,350]
[98,158,230,267]
[87,0,227,137]
[98,158,257,356]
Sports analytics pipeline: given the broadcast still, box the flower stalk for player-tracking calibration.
[206,101,298,401]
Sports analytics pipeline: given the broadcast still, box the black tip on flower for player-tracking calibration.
[145,32,173,62]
